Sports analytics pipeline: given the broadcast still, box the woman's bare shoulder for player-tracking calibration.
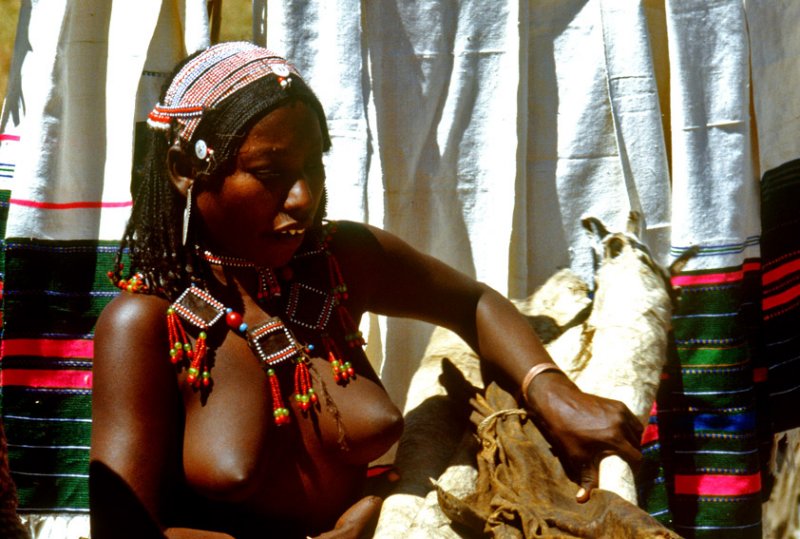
[95,292,172,366]
[327,219,378,243]
[92,291,181,448]
[323,221,393,304]
[326,220,407,260]
[324,220,481,322]
[98,290,170,330]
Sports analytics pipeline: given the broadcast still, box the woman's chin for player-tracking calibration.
[252,233,305,268]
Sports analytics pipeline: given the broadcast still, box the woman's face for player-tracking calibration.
[195,100,325,268]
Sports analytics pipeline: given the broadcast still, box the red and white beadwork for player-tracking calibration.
[146,42,301,142]
[162,223,361,424]
[171,286,226,328]
[246,317,304,367]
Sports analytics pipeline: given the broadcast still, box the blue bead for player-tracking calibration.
[239,322,248,333]
[307,343,315,351]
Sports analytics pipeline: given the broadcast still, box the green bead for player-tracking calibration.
[267,368,276,376]
[188,367,199,376]
[307,388,315,395]
[174,342,182,350]
[301,395,309,404]
[169,349,177,357]
[199,331,207,340]
[183,343,191,352]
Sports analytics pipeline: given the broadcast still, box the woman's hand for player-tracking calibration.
[309,496,383,539]
[524,371,643,502]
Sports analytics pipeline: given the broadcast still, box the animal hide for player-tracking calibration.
[437,382,682,539]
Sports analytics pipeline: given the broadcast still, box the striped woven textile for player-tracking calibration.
[0,235,122,513]
[0,190,30,537]
[639,252,771,538]
[637,363,676,528]
[0,191,8,319]
[640,159,800,537]
[760,158,800,433]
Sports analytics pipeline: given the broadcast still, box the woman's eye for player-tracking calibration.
[253,170,282,182]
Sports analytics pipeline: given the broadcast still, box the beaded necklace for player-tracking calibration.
[162,222,364,425]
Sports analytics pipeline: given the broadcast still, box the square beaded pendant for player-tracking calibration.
[171,286,227,329]
[285,282,335,331]
[246,316,302,367]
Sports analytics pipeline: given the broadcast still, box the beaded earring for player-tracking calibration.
[182,184,193,247]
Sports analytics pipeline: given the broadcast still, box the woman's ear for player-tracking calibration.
[167,144,195,196]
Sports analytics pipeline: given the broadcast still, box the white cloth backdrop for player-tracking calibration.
[2,1,800,535]
[0,0,210,240]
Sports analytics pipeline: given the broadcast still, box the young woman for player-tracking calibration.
[90,42,642,539]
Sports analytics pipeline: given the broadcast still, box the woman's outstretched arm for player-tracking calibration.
[335,221,642,500]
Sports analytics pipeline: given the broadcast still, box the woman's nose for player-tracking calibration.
[284,177,314,217]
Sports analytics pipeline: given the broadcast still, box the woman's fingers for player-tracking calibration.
[576,461,599,503]
[600,400,644,470]
[574,434,643,503]
[530,380,646,503]
[615,437,644,473]
[569,404,643,503]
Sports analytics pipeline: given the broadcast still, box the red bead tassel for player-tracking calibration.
[268,368,291,425]
[167,308,212,388]
[321,334,355,383]
[320,227,363,349]
[321,223,348,301]
[293,358,317,412]
[336,305,365,348]
[325,249,349,303]
[186,331,210,388]
[256,268,282,300]
[166,307,190,364]
[322,222,337,247]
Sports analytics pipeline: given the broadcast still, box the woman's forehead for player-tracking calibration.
[238,102,323,158]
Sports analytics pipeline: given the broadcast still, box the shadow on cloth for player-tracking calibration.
[436,383,683,539]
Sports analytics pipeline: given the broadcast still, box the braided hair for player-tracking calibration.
[110,44,331,300]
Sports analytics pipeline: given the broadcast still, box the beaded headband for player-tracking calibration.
[147,41,302,144]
